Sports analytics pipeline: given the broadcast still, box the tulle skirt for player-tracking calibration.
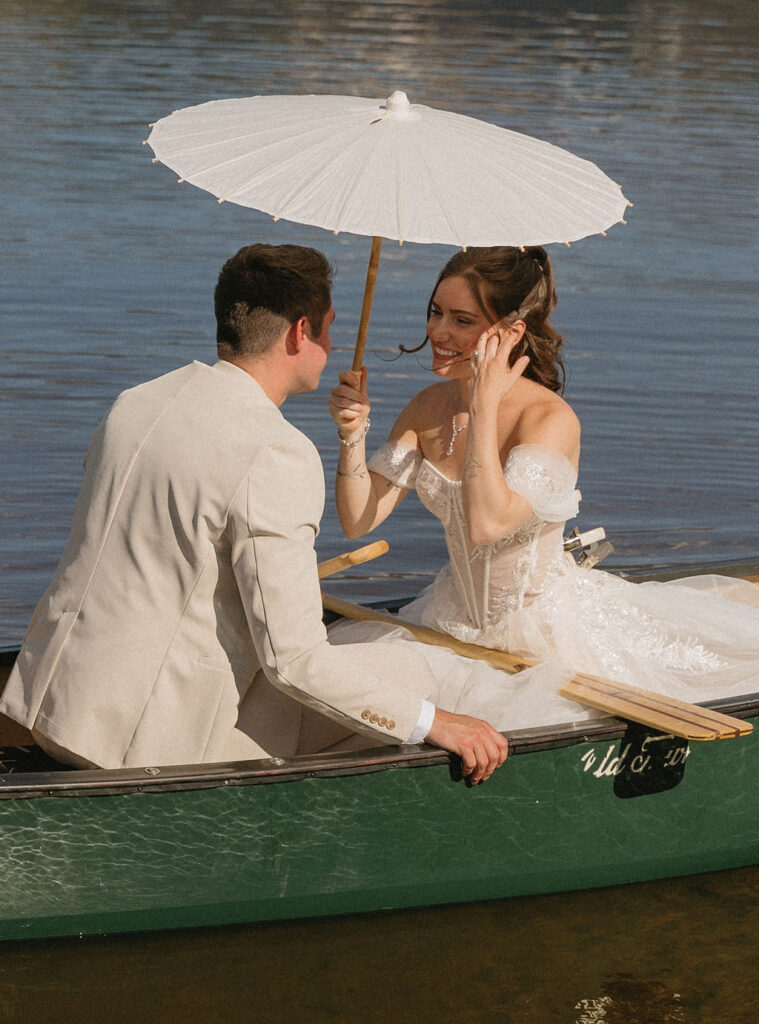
[327,564,759,732]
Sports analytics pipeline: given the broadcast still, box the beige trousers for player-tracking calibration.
[32,671,372,769]
[220,669,372,761]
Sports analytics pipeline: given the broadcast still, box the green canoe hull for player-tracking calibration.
[1,701,757,943]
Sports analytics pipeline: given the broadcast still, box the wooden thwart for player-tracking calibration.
[322,592,752,742]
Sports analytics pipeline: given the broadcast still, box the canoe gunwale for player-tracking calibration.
[0,718,626,799]
[2,691,758,800]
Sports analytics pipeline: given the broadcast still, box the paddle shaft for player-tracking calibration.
[317,540,389,580]
[322,591,531,672]
[352,236,383,373]
[322,592,752,741]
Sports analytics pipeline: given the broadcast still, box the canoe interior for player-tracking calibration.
[0,558,757,943]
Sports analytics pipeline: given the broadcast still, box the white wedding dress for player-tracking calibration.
[328,441,759,731]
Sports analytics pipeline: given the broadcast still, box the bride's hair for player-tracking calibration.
[402,246,565,393]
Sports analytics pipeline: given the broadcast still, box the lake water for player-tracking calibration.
[0,0,758,1019]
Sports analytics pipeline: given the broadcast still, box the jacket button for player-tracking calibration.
[361,709,371,720]
[387,720,396,730]
[369,713,379,723]
[378,716,387,726]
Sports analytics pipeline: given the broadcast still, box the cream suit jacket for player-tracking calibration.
[0,360,438,768]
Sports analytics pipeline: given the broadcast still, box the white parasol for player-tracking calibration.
[145,90,630,369]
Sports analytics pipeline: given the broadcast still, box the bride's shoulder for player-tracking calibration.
[513,382,581,463]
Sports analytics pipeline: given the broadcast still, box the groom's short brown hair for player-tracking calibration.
[215,244,333,358]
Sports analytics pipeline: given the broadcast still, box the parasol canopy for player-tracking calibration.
[145,90,630,366]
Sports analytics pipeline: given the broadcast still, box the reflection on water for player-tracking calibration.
[1,0,758,641]
[0,865,757,1022]
[0,1,758,1014]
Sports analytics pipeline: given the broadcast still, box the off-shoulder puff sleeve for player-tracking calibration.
[504,444,581,523]
[367,441,423,490]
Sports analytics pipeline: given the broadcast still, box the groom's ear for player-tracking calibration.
[287,317,309,353]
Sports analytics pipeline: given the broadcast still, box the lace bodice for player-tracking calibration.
[367,441,580,638]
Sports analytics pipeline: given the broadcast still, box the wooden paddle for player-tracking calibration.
[318,540,389,580]
[321,592,752,741]
[557,673,752,740]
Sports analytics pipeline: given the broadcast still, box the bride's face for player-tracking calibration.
[427,275,493,377]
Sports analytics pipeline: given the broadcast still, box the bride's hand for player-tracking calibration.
[470,325,530,410]
[329,367,370,441]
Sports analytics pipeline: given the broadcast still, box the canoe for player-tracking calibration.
[1,560,758,944]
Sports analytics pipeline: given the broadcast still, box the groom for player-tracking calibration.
[0,243,508,781]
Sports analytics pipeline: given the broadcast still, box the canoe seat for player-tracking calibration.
[0,744,71,775]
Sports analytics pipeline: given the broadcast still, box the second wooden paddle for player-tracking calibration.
[318,540,389,580]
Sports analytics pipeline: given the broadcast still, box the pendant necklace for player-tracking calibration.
[445,414,467,457]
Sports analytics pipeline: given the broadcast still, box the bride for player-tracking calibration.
[327,246,759,731]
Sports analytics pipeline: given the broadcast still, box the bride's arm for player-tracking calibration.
[329,368,418,540]
[463,326,579,546]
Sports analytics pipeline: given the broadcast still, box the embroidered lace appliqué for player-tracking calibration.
[572,573,726,678]
[367,442,423,489]
[415,461,454,524]
[487,517,545,617]
[505,445,580,523]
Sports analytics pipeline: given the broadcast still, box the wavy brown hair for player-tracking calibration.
[404,246,565,393]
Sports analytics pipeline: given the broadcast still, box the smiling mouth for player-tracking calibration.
[432,345,461,360]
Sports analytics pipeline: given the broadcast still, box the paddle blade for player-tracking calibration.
[560,674,753,741]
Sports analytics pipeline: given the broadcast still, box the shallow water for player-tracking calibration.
[0,0,758,1017]
[1,865,758,1023]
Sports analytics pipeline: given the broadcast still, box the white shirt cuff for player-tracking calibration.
[405,699,436,745]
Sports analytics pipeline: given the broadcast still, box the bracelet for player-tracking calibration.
[338,418,370,448]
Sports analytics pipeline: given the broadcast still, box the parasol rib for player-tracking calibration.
[411,136,468,249]
[395,127,405,243]
[248,123,384,221]
[331,127,389,236]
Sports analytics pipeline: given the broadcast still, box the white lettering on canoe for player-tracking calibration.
[580,737,690,778]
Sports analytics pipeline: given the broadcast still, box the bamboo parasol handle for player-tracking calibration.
[351,236,383,374]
